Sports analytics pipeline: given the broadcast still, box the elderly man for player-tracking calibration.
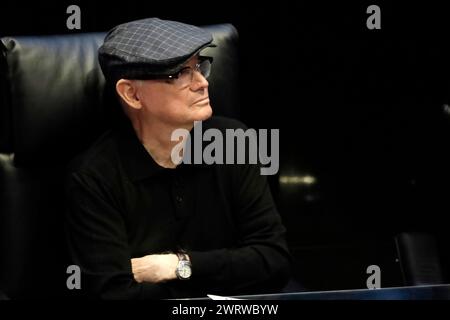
[65,17,291,299]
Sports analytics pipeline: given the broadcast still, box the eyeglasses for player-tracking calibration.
[138,57,212,88]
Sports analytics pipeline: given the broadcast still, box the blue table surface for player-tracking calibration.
[234,284,450,300]
[182,284,450,300]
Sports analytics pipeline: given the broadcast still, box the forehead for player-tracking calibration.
[183,54,200,66]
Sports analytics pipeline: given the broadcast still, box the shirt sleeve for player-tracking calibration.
[187,161,292,295]
[65,170,171,299]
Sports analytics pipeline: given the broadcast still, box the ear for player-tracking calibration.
[115,79,142,110]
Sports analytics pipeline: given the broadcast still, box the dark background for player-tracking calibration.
[1,1,449,290]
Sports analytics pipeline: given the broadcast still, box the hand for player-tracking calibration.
[131,253,179,284]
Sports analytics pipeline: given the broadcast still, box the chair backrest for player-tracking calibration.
[0,24,239,299]
[395,232,445,286]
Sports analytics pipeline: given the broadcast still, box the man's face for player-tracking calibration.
[135,55,213,127]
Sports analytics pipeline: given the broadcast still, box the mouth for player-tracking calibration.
[193,97,210,105]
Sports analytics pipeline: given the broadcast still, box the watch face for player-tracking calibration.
[177,261,192,279]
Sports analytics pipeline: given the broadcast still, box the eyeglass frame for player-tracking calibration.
[133,56,213,85]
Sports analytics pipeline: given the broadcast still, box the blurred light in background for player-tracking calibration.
[279,175,317,186]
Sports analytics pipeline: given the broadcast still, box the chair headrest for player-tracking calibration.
[0,24,239,166]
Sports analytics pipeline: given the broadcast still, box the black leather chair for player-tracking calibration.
[395,232,445,285]
[0,24,239,299]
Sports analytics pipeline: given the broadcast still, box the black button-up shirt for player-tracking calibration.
[65,116,291,299]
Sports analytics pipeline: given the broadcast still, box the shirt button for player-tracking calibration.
[174,177,183,187]
[176,195,183,203]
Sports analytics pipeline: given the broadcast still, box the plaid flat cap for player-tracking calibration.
[98,17,214,82]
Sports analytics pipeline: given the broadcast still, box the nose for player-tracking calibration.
[190,70,209,91]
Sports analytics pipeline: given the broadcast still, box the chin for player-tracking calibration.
[194,104,213,121]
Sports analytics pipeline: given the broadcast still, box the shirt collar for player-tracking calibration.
[114,119,207,182]
[114,120,165,181]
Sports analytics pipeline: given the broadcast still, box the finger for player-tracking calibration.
[133,272,143,283]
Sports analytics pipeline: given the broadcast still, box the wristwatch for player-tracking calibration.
[175,252,192,280]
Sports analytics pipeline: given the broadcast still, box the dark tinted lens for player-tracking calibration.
[199,59,211,78]
[176,67,193,86]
